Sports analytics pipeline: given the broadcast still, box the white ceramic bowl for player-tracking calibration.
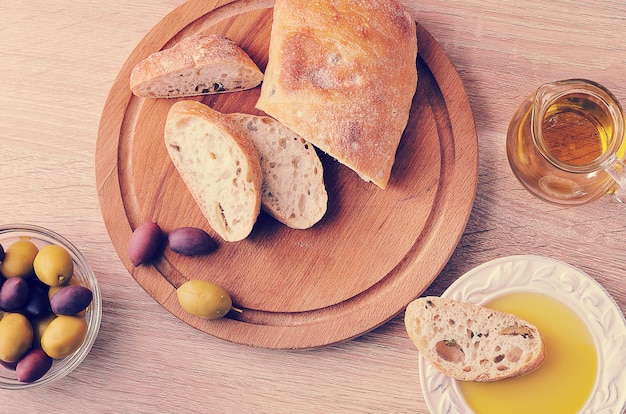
[420,255,626,414]
[0,224,102,389]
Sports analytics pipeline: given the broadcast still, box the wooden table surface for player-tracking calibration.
[1,0,624,412]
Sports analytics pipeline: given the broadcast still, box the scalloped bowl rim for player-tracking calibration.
[419,255,626,414]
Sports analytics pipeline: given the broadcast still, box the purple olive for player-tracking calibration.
[0,359,18,371]
[128,221,164,266]
[50,285,93,315]
[0,277,29,311]
[168,227,217,256]
[22,283,51,319]
[16,348,52,382]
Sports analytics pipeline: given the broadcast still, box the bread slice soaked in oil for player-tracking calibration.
[404,296,545,382]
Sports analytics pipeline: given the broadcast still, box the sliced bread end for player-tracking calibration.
[131,33,264,98]
[405,296,545,382]
[164,100,262,242]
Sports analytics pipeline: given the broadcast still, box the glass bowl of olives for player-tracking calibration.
[0,224,102,389]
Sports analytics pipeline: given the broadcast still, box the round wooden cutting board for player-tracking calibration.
[95,0,478,349]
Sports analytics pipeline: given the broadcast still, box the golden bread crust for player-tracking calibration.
[131,34,263,98]
[256,0,418,189]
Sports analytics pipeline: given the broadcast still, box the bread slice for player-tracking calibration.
[404,296,545,382]
[255,0,418,189]
[164,100,262,242]
[131,33,264,98]
[225,113,328,229]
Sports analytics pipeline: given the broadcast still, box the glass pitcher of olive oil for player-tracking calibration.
[507,79,626,205]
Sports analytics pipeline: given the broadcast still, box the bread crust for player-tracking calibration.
[256,0,418,189]
[405,296,546,382]
[164,101,262,242]
[131,33,264,98]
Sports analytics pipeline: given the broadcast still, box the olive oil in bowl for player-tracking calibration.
[459,292,597,414]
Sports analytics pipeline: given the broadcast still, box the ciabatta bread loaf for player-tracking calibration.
[164,100,262,242]
[226,113,328,229]
[256,0,418,189]
[404,296,545,382]
[131,33,263,98]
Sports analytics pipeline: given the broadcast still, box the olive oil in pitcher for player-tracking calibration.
[539,93,612,166]
[507,79,626,205]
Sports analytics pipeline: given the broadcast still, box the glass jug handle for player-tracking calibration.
[605,157,626,203]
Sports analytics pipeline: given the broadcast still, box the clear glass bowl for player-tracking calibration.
[0,224,102,389]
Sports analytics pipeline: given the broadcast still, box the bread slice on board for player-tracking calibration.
[256,0,418,189]
[404,296,545,382]
[226,113,328,229]
[131,33,264,98]
[164,100,262,242]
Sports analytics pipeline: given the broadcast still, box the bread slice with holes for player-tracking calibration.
[131,33,264,98]
[164,100,262,242]
[225,113,328,229]
[404,296,545,382]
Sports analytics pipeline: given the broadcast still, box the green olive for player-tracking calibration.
[32,314,56,348]
[33,244,73,287]
[0,238,39,278]
[40,315,87,359]
[176,280,232,320]
[0,313,33,363]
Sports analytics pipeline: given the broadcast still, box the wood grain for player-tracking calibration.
[95,0,478,349]
[1,0,625,412]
